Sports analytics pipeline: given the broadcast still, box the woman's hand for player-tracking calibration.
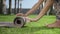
[25,17,37,22]
[16,13,25,16]
[16,13,37,22]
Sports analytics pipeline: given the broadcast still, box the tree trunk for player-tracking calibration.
[2,0,7,14]
[9,0,12,14]
[18,0,19,13]
[0,0,6,14]
[15,0,17,14]
[0,0,2,14]
[20,2,22,13]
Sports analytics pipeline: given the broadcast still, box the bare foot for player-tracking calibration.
[47,20,60,28]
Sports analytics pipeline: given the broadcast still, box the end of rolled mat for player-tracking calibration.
[13,16,26,27]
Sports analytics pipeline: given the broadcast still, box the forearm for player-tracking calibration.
[25,0,44,16]
[30,0,54,22]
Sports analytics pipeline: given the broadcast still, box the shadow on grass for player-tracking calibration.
[21,26,60,33]
[23,26,55,30]
[0,26,55,31]
[0,26,59,34]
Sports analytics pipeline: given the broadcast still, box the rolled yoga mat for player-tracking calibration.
[14,16,26,27]
[0,17,26,27]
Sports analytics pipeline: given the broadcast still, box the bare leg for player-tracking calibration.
[47,1,60,28]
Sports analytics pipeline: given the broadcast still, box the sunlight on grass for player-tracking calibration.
[0,15,60,34]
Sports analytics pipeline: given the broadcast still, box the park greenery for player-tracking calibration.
[0,15,60,34]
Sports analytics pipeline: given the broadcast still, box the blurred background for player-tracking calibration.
[0,0,55,15]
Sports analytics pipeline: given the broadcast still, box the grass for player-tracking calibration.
[0,15,60,34]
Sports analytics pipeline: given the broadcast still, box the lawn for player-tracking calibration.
[0,15,60,34]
